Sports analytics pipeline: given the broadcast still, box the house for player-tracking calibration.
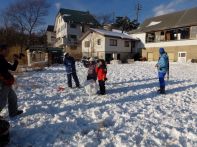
[80,28,137,63]
[130,7,197,62]
[46,25,56,47]
[26,46,63,67]
[54,8,99,59]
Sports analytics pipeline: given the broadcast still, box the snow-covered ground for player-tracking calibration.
[2,62,197,147]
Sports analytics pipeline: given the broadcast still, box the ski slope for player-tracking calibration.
[2,62,197,146]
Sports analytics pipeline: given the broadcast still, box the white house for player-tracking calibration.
[46,25,56,47]
[54,8,99,59]
[81,28,137,63]
[130,7,197,62]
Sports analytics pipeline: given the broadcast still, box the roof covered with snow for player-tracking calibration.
[81,28,138,40]
[131,7,197,33]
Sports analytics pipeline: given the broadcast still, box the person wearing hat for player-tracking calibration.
[63,52,80,88]
[0,44,23,117]
[83,57,97,81]
[156,47,169,94]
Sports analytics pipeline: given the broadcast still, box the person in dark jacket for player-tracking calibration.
[156,48,169,94]
[0,44,23,117]
[96,59,107,95]
[83,57,97,81]
[63,52,80,88]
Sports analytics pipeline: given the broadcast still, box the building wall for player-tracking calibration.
[64,46,82,60]
[82,32,133,62]
[82,32,106,59]
[130,33,146,53]
[105,37,131,52]
[142,45,197,62]
[130,32,197,62]
[47,31,56,47]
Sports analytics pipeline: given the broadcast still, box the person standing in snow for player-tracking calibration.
[96,59,107,95]
[83,57,97,81]
[0,44,23,118]
[156,48,169,94]
[63,52,80,88]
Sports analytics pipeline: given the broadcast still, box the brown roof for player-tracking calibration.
[132,7,197,33]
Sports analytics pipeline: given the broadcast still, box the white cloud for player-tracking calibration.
[153,0,191,16]
[55,2,61,10]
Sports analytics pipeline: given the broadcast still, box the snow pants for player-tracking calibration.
[67,72,80,88]
[158,72,166,87]
[0,83,18,116]
[98,80,106,94]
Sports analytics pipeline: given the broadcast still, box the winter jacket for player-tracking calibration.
[0,55,18,86]
[157,53,169,73]
[63,56,76,74]
[96,65,107,81]
[83,61,97,78]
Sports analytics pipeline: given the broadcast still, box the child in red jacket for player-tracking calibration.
[96,59,107,95]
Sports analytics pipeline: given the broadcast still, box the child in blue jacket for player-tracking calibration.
[156,48,169,94]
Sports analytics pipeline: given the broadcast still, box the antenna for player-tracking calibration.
[135,0,142,22]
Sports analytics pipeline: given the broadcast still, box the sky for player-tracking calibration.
[0,0,197,27]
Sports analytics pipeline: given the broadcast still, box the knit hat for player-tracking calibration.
[159,48,165,54]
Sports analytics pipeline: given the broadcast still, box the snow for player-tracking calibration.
[90,28,138,40]
[1,62,197,146]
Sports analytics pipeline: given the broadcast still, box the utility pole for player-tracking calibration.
[135,1,142,22]
[112,12,115,24]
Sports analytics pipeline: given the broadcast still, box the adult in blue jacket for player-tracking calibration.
[63,53,80,88]
[156,48,169,94]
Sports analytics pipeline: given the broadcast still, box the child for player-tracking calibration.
[83,57,97,81]
[96,59,107,95]
[156,48,169,94]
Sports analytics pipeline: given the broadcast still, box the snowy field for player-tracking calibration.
[2,62,197,147]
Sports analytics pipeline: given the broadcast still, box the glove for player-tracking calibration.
[103,78,108,81]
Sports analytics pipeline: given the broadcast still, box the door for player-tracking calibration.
[178,52,187,63]
[147,52,154,61]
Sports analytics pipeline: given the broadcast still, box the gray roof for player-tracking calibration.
[131,7,197,33]
[89,28,138,40]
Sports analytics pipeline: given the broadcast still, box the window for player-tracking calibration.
[85,41,90,47]
[110,39,117,46]
[97,39,101,45]
[161,31,164,35]
[125,41,130,47]
[70,23,77,28]
[179,28,190,39]
[146,33,155,43]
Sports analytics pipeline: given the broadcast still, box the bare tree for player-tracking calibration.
[95,13,114,25]
[4,0,50,50]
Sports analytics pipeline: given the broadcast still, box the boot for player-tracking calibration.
[157,87,161,93]
[160,86,166,94]
[9,110,23,118]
